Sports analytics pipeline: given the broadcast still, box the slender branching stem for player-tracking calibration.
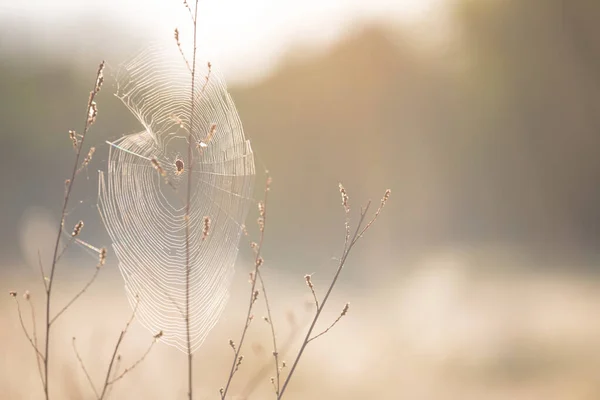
[50,267,100,325]
[185,2,200,399]
[277,203,371,398]
[42,61,104,400]
[221,174,271,399]
[257,270,281,395]
[72,338,99,399]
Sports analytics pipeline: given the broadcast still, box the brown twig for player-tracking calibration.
[97,297,140,399]
[38,250,48,292]
[107,336,159,386]
[49,266,101,325]
[277,187,391,398]
[11,295,46,368]
[220,173,272,399]
[256,270,281,396]
[183,0,200,398]
[72,337,99,399]
[42,60,105,400]
[307,302,349,343]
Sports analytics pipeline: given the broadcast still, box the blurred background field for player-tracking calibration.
[1,0,600,398]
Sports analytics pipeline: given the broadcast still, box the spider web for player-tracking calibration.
[97,45,255,353]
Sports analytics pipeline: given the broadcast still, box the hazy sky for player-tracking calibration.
[1,0,447,83]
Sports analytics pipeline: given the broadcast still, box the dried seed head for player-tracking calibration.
[82,147,95,167]
[202,216,211,241]
[281,361,286,368]
[382,189,391,206]
[266,175,272,191]
[174,27,180,42]
[248,271,255,283]
[263,316,270,324]
[94,61,105,93]
[235,355,244,370]
[257,217,265,232]
[252,289,259,304]
[339,183,350,213]
[258,201,265,217]
[151,158,166,177]
[88,101,98,125]
[23,290,30,301]
[241,224,248,236]
[154,330,163,339]
[9,291,17,297]
[255,257,264,268]
[341,302,350,316]
[68,130,78,148]
[219,388,224,396]
[98,247,107,267]
[304,274,314,289]
[72,220,84,237]
[229,339,236,351]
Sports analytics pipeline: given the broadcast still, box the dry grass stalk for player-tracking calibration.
[176,0,201,398]
[71,297,160,400]
[220,172,274,399]
[276,186,391,398]
[8,60,107,400]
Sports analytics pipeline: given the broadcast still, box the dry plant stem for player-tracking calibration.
[28,300,44,388]
[257,270,281,395]
[278,203,371,399]
[38,250,48,292]
[98,299,139,400]
[72,338,99,399]
[221,175,271,399]
[43,62,104,400]
[13,297,46,388]
[107,340,156,385]
[49,267,100,325]
[184,1,200,399]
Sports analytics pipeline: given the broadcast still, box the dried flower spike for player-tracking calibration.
[339,183,350,213]
[88,101,98,125]
[98,247,107,267]
[82,147,95,167]
[69,130,78,148]
[202,216,211,241]
[72,220,84,237]
[151,158,166,177]
[94,61,105,93]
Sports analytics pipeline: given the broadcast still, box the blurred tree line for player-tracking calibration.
[0,0,598,275]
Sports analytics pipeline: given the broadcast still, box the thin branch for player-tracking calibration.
[304,274,319,310]
[307,303,349,343]
[43,60,105,400]
[221,173,271,399]
[49,267,100,326]
[27,297,46,389]
[107,337,159,385]
[278,202,372,399]
[257,270,281,396]
[184,1,200,399]
[38,250,48,292]
[72,337,100,399]
[12,296,45,362]
[98,298,139,400]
